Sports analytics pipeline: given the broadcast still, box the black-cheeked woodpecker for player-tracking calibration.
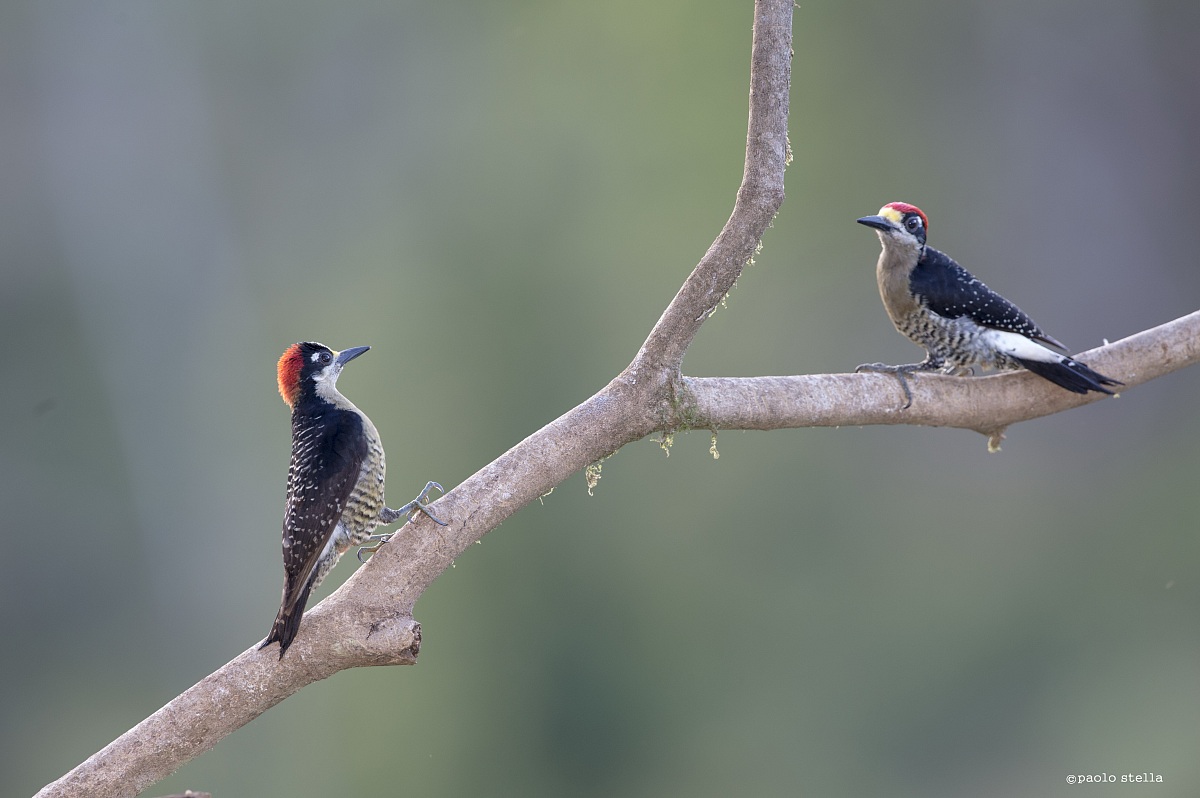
[855,202,1122,408]
[261,341,446,658]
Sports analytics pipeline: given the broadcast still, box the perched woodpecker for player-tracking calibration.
[855,202,1121,407]
[261,341,446,658]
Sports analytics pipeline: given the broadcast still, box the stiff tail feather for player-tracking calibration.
[1013,355,1122,395]
[260,577,316,659]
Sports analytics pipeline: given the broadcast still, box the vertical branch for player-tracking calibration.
[630,0,792,376]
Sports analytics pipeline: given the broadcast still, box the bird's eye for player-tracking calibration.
[318,352,332,365]
[906,216,922,231]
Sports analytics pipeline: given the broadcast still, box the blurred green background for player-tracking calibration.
[4,1,1199,796]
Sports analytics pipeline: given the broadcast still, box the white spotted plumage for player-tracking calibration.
[261,342,391,658]
[856,203,1121,401]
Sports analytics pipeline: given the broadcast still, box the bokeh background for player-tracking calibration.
[4,2,1199,796]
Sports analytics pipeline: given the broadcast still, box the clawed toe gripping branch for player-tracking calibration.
[360,481,449,562]
[854,361,933,409]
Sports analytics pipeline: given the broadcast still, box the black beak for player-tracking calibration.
[856,215,896,232]
[336,345,370,366]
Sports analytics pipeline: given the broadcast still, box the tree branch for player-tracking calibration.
[632,0,791,375]
[682,309,1200,439]
[35,2,1197,796]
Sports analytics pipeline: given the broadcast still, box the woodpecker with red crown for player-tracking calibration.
[855,202,1122,408]
[261,341,446,658]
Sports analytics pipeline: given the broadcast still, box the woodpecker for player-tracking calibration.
[855,202,1122,408]
[261,341,447,658]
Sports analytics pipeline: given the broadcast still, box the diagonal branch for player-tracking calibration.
[35,3,795,797]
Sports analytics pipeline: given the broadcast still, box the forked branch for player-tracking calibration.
[35,3,1197,797]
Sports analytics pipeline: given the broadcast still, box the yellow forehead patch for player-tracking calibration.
[878,206,903,224]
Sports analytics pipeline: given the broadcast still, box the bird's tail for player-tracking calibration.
[1013,354,1122,395]
[259,578,316,659]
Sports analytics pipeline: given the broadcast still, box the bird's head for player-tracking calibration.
[277,341,370,408]
[857,202,929,250]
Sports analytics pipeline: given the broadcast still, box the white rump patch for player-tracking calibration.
[981,329,1061,363]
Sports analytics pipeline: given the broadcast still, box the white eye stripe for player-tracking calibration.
[311,352,322,362]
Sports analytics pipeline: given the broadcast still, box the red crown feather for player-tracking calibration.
[883,201,928,233]
[277,343,306,407]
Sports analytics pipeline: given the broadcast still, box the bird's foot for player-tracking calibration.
[357,533,391,562]
[357,481,448,562]
[854,362,935,409]
[396,480,448,525]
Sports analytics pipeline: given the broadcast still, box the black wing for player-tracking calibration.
[280,408,367,609]
[262,408,367,654]
[910,247,1065,350]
